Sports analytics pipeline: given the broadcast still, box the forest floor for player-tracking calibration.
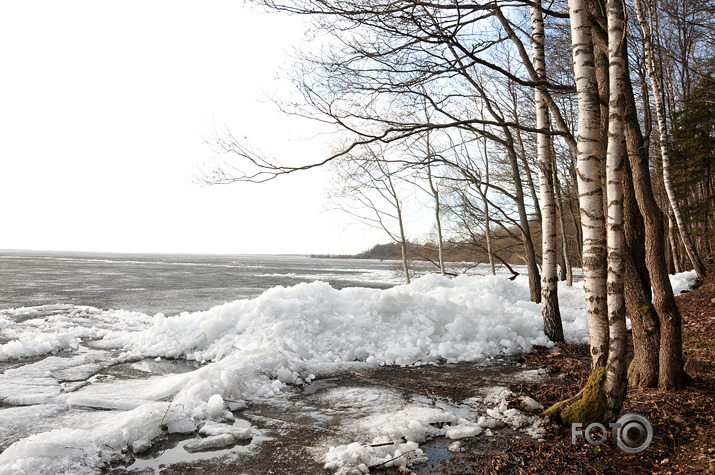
[130,271,714,475]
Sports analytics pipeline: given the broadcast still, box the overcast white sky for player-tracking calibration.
[0,1,418,255]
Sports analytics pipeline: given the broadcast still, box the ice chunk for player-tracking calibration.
[324,440,426,474]
[519,396,544,413]
[51,364,103,382]
[183,433,249,453]
[448,441,462,452]
[132,438,152,454]
[198,421,251,439]
[167,419,197,434]
[207,394,224,419]
[445,424,483,439]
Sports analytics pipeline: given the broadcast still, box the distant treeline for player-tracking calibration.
[312,241,511,263]
[311,219,580,268]
[311,242,417,261]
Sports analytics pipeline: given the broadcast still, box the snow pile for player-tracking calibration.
[482,388,547,440]
[100,274,567,365]
[0,332,80,361]
[670,270,698,295]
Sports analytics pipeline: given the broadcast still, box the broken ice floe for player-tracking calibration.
[317,385,546,474]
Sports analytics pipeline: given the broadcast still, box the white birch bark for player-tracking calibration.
[532,0,564,342]
[632,0,707,280]
[568,0,609,367]
[604,0,628,420]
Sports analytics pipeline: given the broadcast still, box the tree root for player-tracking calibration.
[543,366,607,426]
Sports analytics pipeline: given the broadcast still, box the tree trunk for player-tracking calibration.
[594,35,610,223]
[620,120,660,390]
[557,242,567,282]
[632,0,707,280]
[569,0,609,368]
[621,32,685,391]
[427,161,446,276]
[388,172,411,285]
[667,210,682,274]
[505,134,541,303]
[484,197,496,276]
[481,133,496,276]
[604,0,628,420]
[400,241,410,284]
[566,156,584,267]
[623,157,660,389]
[554,166,573,286]
[532,0,564,342]
[515,126,543,225]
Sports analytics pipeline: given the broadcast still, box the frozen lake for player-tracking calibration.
[0,250,419,316]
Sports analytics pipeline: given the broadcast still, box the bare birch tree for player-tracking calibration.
[532,0,564,342]
[330,148,413,284]
[603,0,628,421]
[426,159,446,276]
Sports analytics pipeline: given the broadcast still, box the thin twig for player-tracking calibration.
[368,448,418,469]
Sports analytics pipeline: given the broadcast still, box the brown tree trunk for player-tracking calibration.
[505,134,541,303]
[622,40,685,391]
[623,154,660,388]
[667,210,682,274]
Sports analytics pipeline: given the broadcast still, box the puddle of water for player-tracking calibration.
[420,437,454,468]
[410,393,480,422]
[300,378,337,395]
[103,357,201,380]
[125,419,271,473]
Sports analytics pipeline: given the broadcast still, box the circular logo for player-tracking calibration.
[615,413,653,454]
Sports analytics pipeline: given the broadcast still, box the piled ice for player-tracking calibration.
[0,306,151,361]
[321,385,546,474]
[98,274,576,363]
[0,271,699,474]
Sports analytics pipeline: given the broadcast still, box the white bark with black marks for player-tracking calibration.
[532,0,564,342]
[604,0,628,421]
[568,0,609,367]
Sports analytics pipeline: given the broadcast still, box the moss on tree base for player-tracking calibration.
[543,366,607,426]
